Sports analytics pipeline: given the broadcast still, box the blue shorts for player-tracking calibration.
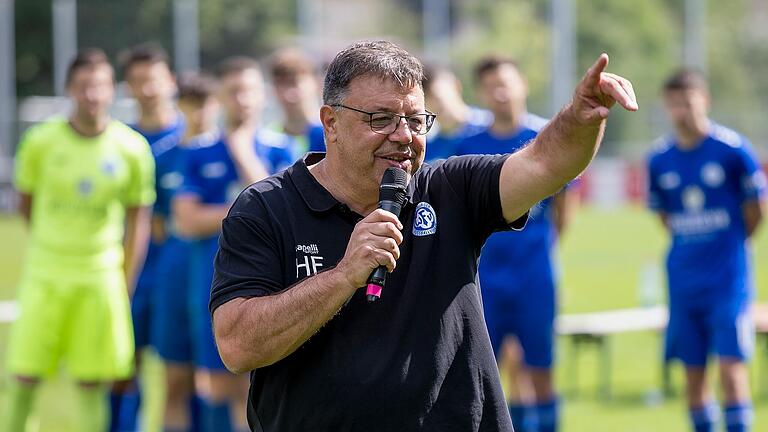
[151,236,193,363]
[665,295,754,366]
[131,244,160,349]
[190,238,227,371]
[482,282,556,369]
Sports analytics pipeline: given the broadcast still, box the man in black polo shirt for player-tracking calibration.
[210,40,637,431]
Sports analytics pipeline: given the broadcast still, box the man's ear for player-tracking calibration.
[320,105,338,145]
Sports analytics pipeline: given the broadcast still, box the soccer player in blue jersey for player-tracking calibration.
[648,69,766,432]
[456,56,576,432]
[112,43,185,432]
[152,71,219,432]
[422,64,492,161]
[267,48,326,155]
[173,57,294,432]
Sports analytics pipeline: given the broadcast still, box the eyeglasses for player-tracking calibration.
[331,104,437,136]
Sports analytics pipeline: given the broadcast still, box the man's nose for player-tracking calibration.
[388,117,413,144]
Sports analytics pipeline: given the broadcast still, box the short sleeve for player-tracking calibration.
[437,154,525,240]
[13,127,46,193]
[209,208,285,313]
[176,147,205,198]
[732,140,767,203]
[123,136,156,207]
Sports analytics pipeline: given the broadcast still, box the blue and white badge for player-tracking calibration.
[413,201,437,236]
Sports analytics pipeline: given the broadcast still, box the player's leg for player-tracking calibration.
[153,238,198,431]
[77,381,110,432]
[668,303,718,432]
[516,298,559,432]
[516,288,557,432]
[500,338,537,432]
[1,376,39,432]
[67,270,135,432]
[3,273,68,430]
[713,299,754,432]
[111,258,154,432]
[164,363,197,430]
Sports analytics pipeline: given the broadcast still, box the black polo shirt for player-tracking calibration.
[211,152,524,432]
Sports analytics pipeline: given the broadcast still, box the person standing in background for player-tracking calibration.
[152,71,220,432]
[267,47,326,156]
[172,57,294,432]
[111,43,186,432]
[647,69,765,432]
[3,48,155,432]
[422,64,492,161]
[457,56,577,432]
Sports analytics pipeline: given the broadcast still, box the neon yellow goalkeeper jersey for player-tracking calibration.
[14,118,155,274]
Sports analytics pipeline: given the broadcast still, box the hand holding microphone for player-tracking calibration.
[334,167,408,302]
[365,167,408,301]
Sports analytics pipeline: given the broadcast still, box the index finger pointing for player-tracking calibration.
[582,53,609,88]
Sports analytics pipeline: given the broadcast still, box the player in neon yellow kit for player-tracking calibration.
[2,48,155,432]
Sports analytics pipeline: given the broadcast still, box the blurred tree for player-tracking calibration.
[450,0,552,114]
[15,0,54,97]
[198,0,297,66]
[575,0,677,155]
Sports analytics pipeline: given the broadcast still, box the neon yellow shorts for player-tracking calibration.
[5,268,134,381]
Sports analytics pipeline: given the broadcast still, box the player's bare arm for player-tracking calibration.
[18,193,32,223]
[213,209,403,373]
[123,206,152,296]
[226,126,271,185]
[172,195,231,238]
[499,54,638,224]
[743,199,765,238]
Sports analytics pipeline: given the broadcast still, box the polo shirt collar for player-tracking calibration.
[290,152,416,214]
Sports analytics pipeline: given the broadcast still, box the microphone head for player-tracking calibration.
[379,167,408,207]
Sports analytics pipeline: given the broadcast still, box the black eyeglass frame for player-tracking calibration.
[331,104,437,136]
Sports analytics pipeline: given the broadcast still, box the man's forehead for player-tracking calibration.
[346,75,425,108]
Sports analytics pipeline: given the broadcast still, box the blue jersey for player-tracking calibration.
[425,106,492,162]
[179,129,294,243]
[130,117,186,221]
[269,122,326,159]
[647,124,766,304]
[456,113,556,294]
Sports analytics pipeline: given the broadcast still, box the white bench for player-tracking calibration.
[557,304,768,400]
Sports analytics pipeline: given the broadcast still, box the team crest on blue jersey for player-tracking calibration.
[413,202,437,236]
[682,186,705,211]
[701,162,725,188]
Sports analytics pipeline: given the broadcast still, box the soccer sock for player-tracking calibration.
[689,402,719,432]
[190,395,203,432]
[536,398,560,432]
[2,379,36,432]
[77,385,109,432]
[723,402,753,432]
[110,389,141,432]
[508,403,538,432]
[202,399,232,432]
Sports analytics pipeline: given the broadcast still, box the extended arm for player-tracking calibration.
[499,54,637,223]
[743,199,764,238]
[213,209,403,373]
[124,205,152,295]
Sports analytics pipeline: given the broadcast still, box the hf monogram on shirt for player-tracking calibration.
[295,243,324,278]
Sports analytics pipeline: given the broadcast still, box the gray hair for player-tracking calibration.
[323,40,424,106]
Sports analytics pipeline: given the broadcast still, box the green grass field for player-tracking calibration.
[1,206,767,431]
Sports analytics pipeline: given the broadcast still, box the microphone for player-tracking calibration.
[366,167,408,302]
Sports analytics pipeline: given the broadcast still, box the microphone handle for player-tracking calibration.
[365,199,403,302]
